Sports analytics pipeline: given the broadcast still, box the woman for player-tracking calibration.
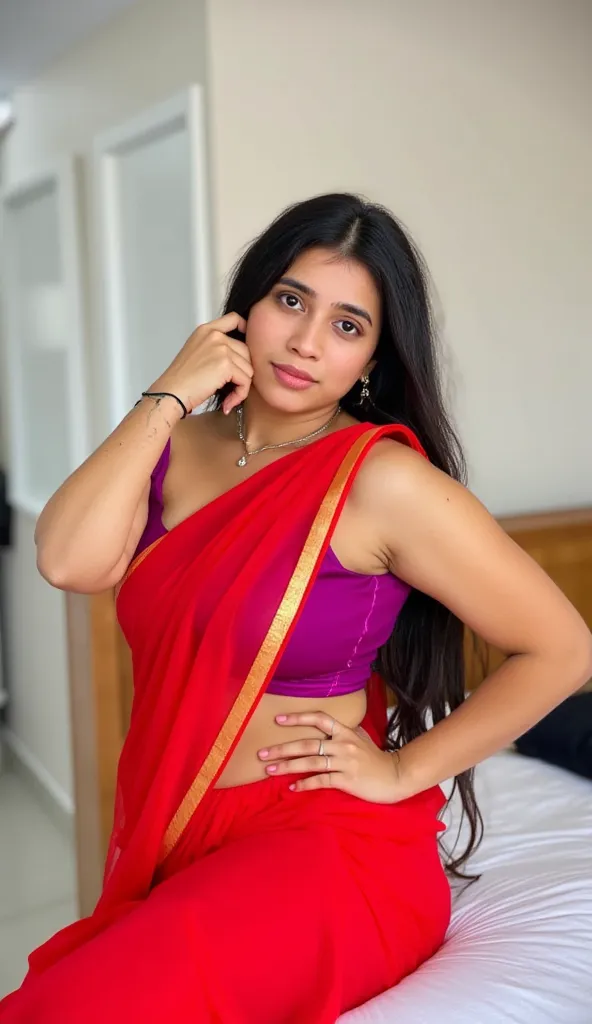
[2,193,590,1022]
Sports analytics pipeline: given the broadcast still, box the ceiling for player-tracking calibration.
[0,0,141,97]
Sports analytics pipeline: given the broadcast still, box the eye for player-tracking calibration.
[336,319,361,337]
[276,292,361,337]
[278,291,304,310]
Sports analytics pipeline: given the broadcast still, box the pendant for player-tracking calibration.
[237,455,248,467]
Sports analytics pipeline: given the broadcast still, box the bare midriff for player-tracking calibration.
[213,688,368,788]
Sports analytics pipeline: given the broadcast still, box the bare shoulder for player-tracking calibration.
[356,436,456,506]
[352,436,476,566]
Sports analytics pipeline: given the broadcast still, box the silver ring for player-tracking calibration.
[328,718,335,738]
[325,754,331,772]
[319,738,325,757]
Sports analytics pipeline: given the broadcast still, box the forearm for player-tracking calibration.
[35,395,181,582]
[394,642,592,799]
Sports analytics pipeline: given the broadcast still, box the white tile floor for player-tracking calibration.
[0,769,78,998]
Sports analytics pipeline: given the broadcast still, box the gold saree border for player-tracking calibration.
[158,425,383,863]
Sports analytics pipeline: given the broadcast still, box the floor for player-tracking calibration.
[0,769,78,998]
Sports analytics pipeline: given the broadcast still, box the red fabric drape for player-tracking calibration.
[0,420,430,1013]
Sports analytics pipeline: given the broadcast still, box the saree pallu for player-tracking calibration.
[0,420,450,1022]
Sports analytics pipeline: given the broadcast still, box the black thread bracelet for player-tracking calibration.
[135,391,188,419]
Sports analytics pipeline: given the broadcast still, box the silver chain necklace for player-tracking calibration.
[235,403,341,467]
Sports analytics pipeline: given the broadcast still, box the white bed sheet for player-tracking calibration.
[341,751,592,1024]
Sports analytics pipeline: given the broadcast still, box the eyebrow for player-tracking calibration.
[278,276,374,327]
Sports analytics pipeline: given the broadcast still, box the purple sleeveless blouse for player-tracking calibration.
[135,440,410,697]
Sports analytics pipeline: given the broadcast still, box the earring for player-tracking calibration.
[358,374,371,406]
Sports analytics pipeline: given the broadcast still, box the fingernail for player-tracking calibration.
[289,784,296,791]
[266,765,277,773]
[276,715,287,723]
[259,749,269,759]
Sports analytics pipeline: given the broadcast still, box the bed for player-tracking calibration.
[341,506,592,1024]
[341,749,592,1023]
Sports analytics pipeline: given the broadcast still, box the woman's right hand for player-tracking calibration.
[148,312,253,416]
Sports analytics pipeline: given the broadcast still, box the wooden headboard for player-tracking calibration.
[465,507,592,690]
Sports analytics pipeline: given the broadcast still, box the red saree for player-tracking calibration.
[0,421,450,1022]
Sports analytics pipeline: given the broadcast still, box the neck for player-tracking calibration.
[234,391,341,451]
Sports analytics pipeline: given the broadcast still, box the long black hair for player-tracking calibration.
[212,193,482,877]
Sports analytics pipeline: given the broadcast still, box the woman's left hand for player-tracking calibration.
[257,711,402,803]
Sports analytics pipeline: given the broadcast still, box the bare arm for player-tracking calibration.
[365,442,592,795]
[35,311,253,594]
[35,396,182,593]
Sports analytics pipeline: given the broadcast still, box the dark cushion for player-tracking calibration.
[515,692,592,780]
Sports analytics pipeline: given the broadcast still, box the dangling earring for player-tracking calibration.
[358,374,371,406]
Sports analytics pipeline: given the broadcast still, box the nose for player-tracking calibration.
[288,318,323,361]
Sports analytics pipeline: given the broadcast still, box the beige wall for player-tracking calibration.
[0,0,208,805]
[206,0,592,515]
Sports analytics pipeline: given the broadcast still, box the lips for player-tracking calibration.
[272,363,316,382]
[272,364,316,391]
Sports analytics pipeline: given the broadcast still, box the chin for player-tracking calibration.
[261,389,317,413]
